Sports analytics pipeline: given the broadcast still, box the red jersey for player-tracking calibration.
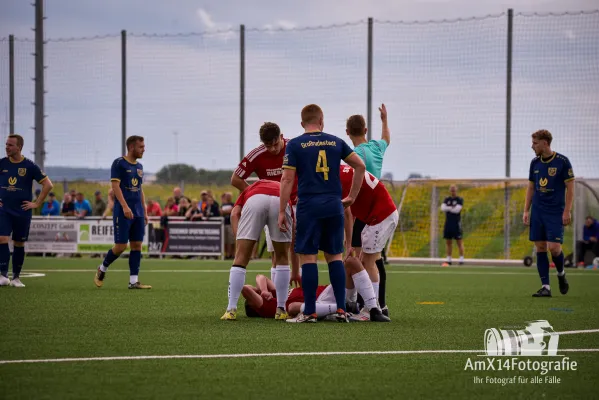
[340,165,397,225]
[235,140,298,204]
[285,285,327,310]
[248,285,328,318]
[234,180,280,208]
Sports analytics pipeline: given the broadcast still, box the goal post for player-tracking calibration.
[385,177,599,266]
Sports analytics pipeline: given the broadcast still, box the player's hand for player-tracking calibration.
[290,272,301,288]
[344,242,355,260]
[144,214,149,226]
[0,201,3,208]
[379,103,387,122]
[562,210,571,226]
[522,211,530,226]
[261,291,273,301]
[123,207,134,220]
[341,196,355,208]
[21,201,39,211]
[278,211,288,232]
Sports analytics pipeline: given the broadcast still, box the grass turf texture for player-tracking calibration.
[1,258,598,400]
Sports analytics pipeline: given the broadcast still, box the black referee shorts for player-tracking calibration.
[351,218,367,248]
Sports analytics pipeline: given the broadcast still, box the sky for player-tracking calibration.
[1,0,598,180]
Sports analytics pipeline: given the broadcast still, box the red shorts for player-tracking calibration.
[285,285,327,310]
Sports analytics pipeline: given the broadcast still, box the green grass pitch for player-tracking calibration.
[1,258,598,399]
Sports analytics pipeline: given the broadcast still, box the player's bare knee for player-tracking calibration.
[0,236,9,245]
[535,242,548,252]
[130,241,143,251]
[113,244,128,254]
[13,241,25,247]
[548,243,562,256]
[344,256,363,275]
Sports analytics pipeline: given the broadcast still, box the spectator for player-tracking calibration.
[61,193,76,217]
[173,187,190,206]
[32,188,43,216]
[93,190,107,217]
[163,197,179,216]
[178,197,190,217]
[102,189,114,219]
[576,215,599,266]
[147,199,162,217]
[202,194,220,220]
[198,190,208,212]
[221,192,235,259]
[185,199,203,221]
[74,192,93,219]
[41,192,61,216]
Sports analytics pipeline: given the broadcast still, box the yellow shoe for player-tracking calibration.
[275,308,289,320]
[221,309,237,320]
[94,267,105,288]
[128,282,152,289]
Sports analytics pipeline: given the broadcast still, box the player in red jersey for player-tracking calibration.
[340,165,398,318]
[231,122,300,288]
[221,180,293,321]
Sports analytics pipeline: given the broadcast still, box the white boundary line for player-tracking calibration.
[1,348,598,365]
[26,269,599,276]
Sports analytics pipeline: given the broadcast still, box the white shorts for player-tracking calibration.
[316,284,336,303]
[361,210,399,254]
[264,204,296,253]
[237,194,292,244]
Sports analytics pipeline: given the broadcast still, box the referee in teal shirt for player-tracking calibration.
[345,104,391,313]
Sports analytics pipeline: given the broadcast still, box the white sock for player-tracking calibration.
[447,256,452,263]
[300,302,336,317]
[459,256,464,262]
[227,267,247,310]
[372,282,380,300]
[352,270,378,310]
[543,284,550,290]
[557,270,565,277]
[99,265,107,272]
[130,275,138,285]
[270,267,277,281]
[346,287,358,303]
[274,265,291,308]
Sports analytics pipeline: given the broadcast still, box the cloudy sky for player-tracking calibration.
[1,0,598,179]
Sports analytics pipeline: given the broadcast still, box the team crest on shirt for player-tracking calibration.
[8,177,17,186]
[568,168,573,177]
[137,169,143,178]
[548,168,557,177]
[539,177,548,187]
[18,168,26,176]
[131,178,138,187]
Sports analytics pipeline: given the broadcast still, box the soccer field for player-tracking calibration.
[1,258,598,400]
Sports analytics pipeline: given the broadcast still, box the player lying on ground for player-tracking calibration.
[341,165,396,320]
[0,134,54,288]
[94,136,151,289]
[221,179,294,321]
[243,256,378,322]
[523,129,573,297]
[231,122,300,285]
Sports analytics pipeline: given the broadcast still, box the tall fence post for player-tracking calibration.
[366,17,373,140]
[504,9,514,259]
[430,185,439,258]
[240,24,246,161]
[121,29,127,156]
[34,0,46,170]
[8,34,15,134]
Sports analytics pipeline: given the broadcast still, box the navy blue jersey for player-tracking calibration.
[283,132,355,217]
[111,157,144,217]
[529,152,574,213]
[0,157,47,217]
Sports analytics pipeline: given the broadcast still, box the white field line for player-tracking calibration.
[1,348,598,365]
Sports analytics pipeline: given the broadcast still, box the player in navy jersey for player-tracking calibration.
[523,130,574,297]
[278,103,370,323]
[0,134,54,287]
[94,136,151,289]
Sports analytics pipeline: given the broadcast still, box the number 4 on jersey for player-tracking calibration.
[316,150,330,180]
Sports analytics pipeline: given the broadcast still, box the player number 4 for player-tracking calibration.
[316,150,330,180]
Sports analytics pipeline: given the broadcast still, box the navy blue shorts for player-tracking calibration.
[295,212,344,255]
[443,224,462,240]
[529,209,563,244]
[114,215,145,244]
[0,211,31,242]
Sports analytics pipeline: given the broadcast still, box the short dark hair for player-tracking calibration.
[301,104,323,125]
[531,129,552,145]
[8,134,24,150]
[259,122,281,144]
[244,300,260,318]
[126,135,144,151]
[346,115,366,137]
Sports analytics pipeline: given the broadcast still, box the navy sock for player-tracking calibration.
[129,250,142,276]
[537,252,550,286]
[102,249,120,268]
[553,251,565,275]
[0,243,9,278]
[12,246,25,279]
[301,263,318,315]
[376,258,387,308]
[328,260,346,311]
